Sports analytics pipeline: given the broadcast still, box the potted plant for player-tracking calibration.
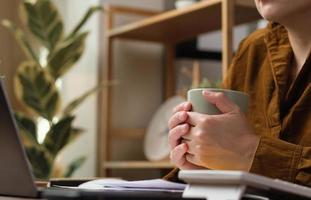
[1,0,104,179]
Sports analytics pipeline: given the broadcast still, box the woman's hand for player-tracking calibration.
[168,102,203,169]
[184,91,260,171]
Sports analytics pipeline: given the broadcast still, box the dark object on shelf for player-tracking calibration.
[175,38,222,61]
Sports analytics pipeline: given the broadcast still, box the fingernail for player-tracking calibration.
[202,90,211,96]
[183,102,191,109]
[179,112,187,120]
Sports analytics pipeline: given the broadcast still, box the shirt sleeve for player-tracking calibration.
[250,136,311,186]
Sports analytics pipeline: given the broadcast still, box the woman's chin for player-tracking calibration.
[259,11,284,23]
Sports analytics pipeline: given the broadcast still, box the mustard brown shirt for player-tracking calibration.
[223,23,311,186]
[164,23,311,186]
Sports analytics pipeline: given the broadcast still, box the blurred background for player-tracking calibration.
[0,0,265,180]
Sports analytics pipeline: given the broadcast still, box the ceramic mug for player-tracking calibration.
[187,88,249,114]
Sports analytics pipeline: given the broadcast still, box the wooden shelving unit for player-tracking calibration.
[97,0,261,177]
[108,0,256,43]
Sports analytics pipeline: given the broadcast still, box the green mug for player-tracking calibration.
[187,88,249,114]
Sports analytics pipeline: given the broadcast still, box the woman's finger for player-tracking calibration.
[186,111,207,126]
[202,91,239,114]
[185,153,198,165]
[168,111,188,130]
[181,125,197,141]
[170,144,202,169]
[168,124,190,149]
[170,143,188,167]
[173,102,192,114]
[183,139,195,155]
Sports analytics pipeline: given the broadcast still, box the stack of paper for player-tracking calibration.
[78,178,186,192]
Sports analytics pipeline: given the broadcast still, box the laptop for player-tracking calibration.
[0,79,192,200]
[0,79,38,197]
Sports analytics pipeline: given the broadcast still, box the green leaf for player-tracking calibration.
[14,112,38,144]
[68,127,84,144]
[63,156,86,177]
[63,81,114,115]
[66,6,102,39]
[25,146,53,179]
[15,61,61,120]
[48,32,88,79]
[22,0,64,52]
[43,116,75,157]
[1,20,39,63]
[197,78,212,88]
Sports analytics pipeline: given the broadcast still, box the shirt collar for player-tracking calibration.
[264,22,293,99]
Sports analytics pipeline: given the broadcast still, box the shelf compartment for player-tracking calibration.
[111,128,145,139]
[107,0,261,43]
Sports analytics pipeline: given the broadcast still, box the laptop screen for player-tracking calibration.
[0,79,38,197]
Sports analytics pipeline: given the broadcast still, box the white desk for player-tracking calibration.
[179,170,311,200]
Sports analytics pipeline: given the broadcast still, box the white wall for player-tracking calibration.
[53,0,101,177]
[102,0,164,129]
[102,0,166,179]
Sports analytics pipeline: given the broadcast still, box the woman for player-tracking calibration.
[166,0,311,186]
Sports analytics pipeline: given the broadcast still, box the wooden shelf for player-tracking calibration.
[103,161,174,169]
[107,0,261,43]
[98,0,262,177]
[112,128,145,139]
